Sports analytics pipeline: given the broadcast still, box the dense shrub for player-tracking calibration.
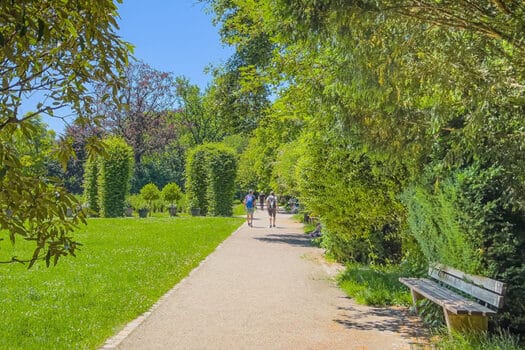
[401,181,482,273]
[127,194,146,211]
[98,137,134,217]
[297,132,405,264]
[402,162,525,332]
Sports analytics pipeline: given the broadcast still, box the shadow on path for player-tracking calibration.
[254,233,313,248]
[334,302,427,340]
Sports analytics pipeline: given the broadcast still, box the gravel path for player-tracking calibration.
[103,211,427,349]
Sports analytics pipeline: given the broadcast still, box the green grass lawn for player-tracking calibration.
[232,201,245,216]
[0,216,243,349]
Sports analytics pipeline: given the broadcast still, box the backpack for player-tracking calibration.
[268,195,276,209]
[245,194,254,208]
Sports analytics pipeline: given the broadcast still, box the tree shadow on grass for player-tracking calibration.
[254,233,313,248]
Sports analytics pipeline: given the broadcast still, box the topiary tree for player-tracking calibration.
[140,183,160,216]
[98,137,134,217]
[162,183,182,208]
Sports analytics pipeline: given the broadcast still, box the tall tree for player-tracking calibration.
[96,61,177,164]
[202,0,274,134]
[172,76,223,146]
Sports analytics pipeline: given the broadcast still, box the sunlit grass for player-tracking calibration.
[338,263,412,307]
[0,216,243,349]
[232,202,245,216]
[430,329,522,350]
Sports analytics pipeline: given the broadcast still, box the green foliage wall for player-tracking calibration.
[401,180,482,272]
[83,157,100,215]
[185,143,237,216]
[98,137,134,217]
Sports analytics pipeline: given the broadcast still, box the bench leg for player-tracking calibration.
[410,290,425,312]
[443,308,488,333]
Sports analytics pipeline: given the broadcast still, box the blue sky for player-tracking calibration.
[117,1,232,89]
[44,1,232,133]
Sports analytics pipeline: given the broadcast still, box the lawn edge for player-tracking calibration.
[100,221,245,349]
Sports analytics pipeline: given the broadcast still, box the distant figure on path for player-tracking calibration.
[266,191,278,228]
[243,190,256,227]
[259,191,265,210]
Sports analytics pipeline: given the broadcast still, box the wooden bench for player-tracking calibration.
[399,264,506,333]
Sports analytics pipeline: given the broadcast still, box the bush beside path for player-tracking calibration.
[107,211,428,349]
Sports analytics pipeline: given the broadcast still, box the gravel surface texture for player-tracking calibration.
[104,211,427,350]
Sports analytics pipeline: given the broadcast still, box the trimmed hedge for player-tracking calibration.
[185,143,237,216]
[97,137,134,217]
[83,157,100,216]
[206,145,237,216]
[186,146,209,214]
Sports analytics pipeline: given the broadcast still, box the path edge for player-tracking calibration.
[99,222,246,349]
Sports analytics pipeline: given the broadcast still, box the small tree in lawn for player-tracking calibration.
[162,183,182,216]
[140,183,160,216]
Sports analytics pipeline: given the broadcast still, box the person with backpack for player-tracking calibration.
[243,190,256,227]
[266,191,278,228]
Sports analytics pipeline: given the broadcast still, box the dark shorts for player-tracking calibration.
[267,207,276,217]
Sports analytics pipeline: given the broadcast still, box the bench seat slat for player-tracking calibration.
[399,278,496,316]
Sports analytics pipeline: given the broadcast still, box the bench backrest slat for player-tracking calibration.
[434,264,507,294]
[429,265,506,309]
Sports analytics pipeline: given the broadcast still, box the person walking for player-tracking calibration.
[243,190,256,227]
[266,191,278,228]
[259,191,265,210]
